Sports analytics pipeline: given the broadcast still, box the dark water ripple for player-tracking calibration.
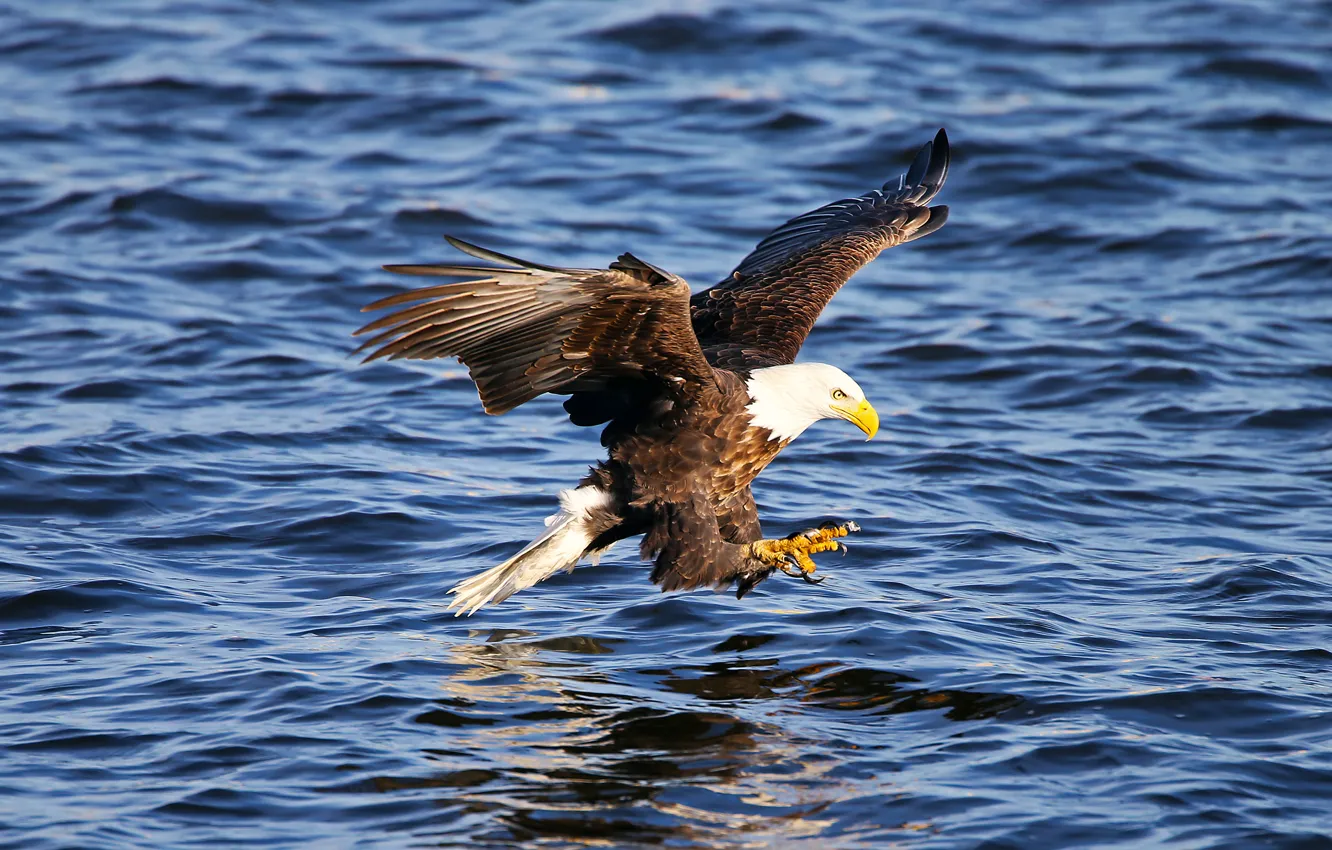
[3,1,1332,847]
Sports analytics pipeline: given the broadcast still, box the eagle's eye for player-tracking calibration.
[831,389,847,401]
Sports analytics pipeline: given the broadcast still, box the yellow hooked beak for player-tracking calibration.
[832,397,879,440]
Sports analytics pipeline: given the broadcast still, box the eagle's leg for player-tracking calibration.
[746,521,860,584]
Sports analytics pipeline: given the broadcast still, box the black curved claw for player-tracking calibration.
[801,571,825,585]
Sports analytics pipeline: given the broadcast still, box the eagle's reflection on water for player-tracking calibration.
[326,630,1023,846]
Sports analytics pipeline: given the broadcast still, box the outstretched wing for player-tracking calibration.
[690,128,951,370]
[355,237,717,414]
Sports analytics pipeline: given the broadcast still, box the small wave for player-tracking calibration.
[75,75,257,108]
[888,342,986,361]
[108,187,324,229]
[1242,406,1332,430]
[1182,56,1327,88]
[391,206,491,234]
[330,55,475,73]
[1191,110,1332,132]
[1186,558,1325,602]
[0,579,204,625]
[57,378,151,401]
[594,12,806,54]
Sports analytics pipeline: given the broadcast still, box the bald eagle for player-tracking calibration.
[356,129,950,615]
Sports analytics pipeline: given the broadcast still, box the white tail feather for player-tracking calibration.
[447,486,611,616]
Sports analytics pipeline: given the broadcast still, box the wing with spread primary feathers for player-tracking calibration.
[690,128,951,370]
[355,237,717,414]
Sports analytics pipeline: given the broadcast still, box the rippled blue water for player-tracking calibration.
[3,1,1331,847]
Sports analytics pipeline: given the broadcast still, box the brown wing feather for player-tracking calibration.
[690,128,951,370]
[355,237,716,414]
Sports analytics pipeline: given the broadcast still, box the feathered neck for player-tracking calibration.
[744,363,843,442]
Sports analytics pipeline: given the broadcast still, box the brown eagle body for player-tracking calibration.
[356,129,951,615]
[582,368,788,594]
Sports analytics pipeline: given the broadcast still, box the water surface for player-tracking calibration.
[2,1,1331,847]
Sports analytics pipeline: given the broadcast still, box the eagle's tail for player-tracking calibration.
[447,486,616,616]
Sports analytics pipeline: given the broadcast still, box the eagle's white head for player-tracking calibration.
[744,363,880,443]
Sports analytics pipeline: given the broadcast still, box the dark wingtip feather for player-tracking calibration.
[923,128,950,196]
[443,235,516,266]
[611,252,680,286]
[899,128,950,202]
[902,205,949,244]
[903,136,935,189]
[443,235,572,274]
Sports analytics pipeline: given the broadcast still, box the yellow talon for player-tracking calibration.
[745,521,861,586]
